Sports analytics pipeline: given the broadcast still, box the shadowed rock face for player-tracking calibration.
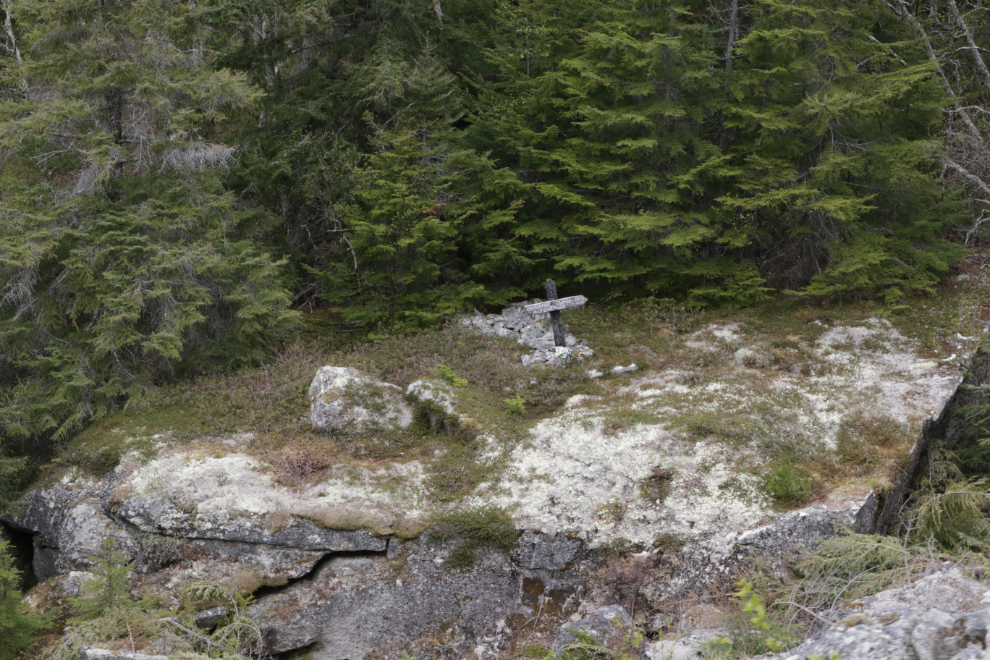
[253,540,568,659]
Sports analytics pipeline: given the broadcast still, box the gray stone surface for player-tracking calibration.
[308,366,412,431]
[912,609,958,660]
[193,605,228,629]
[643,629,723,660]
[512,531,582,570]
[552,605,634,652]
[252,539,575,660]
[2,484,135,575]
[786,566,990,660]
[116,498,386,551]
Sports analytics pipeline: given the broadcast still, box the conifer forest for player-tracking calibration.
[3,0,990,494]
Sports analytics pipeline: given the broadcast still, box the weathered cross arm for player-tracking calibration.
[523,296,588,315]
[524,280,587,347]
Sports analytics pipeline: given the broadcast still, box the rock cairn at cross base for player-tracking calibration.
[459,302,594,365]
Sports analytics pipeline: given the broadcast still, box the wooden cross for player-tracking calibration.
[523,279,587,347]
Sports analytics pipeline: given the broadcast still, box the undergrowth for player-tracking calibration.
[41,539,267,660]
[429,505,518,569]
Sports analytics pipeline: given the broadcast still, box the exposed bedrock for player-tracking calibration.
[6,318,984,657]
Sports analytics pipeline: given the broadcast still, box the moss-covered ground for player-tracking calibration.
[40,249,990,518]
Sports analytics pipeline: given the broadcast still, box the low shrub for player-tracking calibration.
[430,505,517,569]
[761,460,812,506]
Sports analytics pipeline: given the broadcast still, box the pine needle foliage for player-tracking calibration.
[0,538,51,659]
[791,533,944,609]
[68,538,134,621]
[0,0,297,446]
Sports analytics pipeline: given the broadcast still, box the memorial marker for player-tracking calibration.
[524,279,587,347]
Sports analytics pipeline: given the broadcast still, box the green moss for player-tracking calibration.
[653,533,685,554]
[760,460,812,507]
[424,444,491,502]
[430,505,518,569]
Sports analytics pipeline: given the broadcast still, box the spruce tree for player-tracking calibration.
[0,538,50,658]
[0,0,297,443]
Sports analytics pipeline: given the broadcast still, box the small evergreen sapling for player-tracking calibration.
[0,538,50,659]
[69,538,133,621]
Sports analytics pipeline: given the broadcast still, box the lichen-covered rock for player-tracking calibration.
[551,605,634,652]
[512,531,582,570]
[406,378,462,433]
[785,566,990,660]
[308,366,412,431]
[1,483,135,578]
[643,629,723,660]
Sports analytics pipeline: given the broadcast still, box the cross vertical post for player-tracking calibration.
[545,279,567,347]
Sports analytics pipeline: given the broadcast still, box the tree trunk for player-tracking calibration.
[2,0,20,63]
[947,0,990,91]
[725,0,739,72]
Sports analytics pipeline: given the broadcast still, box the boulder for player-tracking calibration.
[643,629,723,660]
[551,605,634,652]
[406,379,461,433]
[308,366,412,431]
[786,566,990,660]
[251,539,577,659]
[1,485,135,577]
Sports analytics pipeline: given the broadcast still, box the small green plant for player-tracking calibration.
[430,505,518,569]
[707,578,798,659]
[735,579,783,652]
[639,467,675,502]
[69,538,134,621]
[504,394,526,414]
[0,539,51,659]
[592,538,641,559]
[430,365,468,387]
[761,460,812,506]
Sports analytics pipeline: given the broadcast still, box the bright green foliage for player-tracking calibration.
[0,0,978,458]
[430,365,468,387]
[733,0,965,301]
[307,47,486,330]
[761,460,813,506]
[461,0,962,304]
[504,394,526,414]
[0,538,51,658]
[0,0,297,444]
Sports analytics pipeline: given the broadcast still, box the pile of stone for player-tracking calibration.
[459,302,594,366]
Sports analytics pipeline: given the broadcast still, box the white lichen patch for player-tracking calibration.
[117,450,428,535]
[475,405,768,548]
[475,319,967,548]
